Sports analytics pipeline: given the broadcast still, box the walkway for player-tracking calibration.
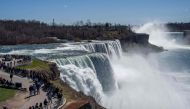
[0,70,56,109]
[0,70,32,88]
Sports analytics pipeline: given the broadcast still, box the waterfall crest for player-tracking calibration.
[78,40,122,58]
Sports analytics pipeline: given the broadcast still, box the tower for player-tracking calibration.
[53,19,55,26]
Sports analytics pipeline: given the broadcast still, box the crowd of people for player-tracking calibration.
[29,81,41,96]
[0,76,13,87]
[27,76,64,109]
[0,63,49,80]
[0,55,64,109]
[0,76,22,89]
[28,99,49,109]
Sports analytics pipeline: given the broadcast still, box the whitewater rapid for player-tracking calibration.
[101,22,190,109]
[103,54,190,109]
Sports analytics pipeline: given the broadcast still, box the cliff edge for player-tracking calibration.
[119,33,163,53]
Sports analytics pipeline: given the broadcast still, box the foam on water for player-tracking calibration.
[102,54,190,109]
[54,53,118,94]
[59,64,104,98]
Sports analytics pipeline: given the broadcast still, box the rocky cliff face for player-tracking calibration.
[119,33,163,53]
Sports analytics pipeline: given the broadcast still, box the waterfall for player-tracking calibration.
[54,53,118,98]
[49,40,123,101]
[50,39,190,109]
[78,40,122,58]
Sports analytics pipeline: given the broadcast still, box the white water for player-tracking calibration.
[54,53,118,100]
[54,22,190,109]
[80,39,122,58]
[103,54,190,109]
[133,21,190,50]
[59,64,104,97]
[101,22,190,109]
[49,35,190,109]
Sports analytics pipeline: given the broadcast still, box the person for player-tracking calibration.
[10,72,13,82]
[29,85,33,96]
[58,92,62,101]
[44,99,48,109]
[33,84,37,95]
[36,83,40,95]
[39,102,43,109]
[32,106,35,109]
[35,103,39,109]
[47,94,52,104]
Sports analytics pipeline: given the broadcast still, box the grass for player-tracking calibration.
[0,87,16,102]
[16,58,50,71]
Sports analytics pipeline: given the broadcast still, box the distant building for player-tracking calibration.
[0,55,31,68]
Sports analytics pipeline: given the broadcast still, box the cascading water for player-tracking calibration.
[53,53,118,99]
[79,40,122,58]
[48,40,123,102]
[100,22,190,109]
[51,38,190,109]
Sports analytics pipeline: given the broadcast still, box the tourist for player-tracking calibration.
[58,92,62,101]
[44,99,48,109]
[35,103,39,109]
[33,84,37,95]
[10,72,13,82]
[29,85,31,96]
[36,82,40,95]
[39,102,43,109]
[47,94,52,104]
[32,106,35,109]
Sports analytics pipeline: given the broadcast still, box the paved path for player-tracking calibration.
[0,70,32,88]
[0,70,56,109]
[20,88,56,109]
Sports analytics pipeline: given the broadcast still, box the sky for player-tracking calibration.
[0,0,190,25]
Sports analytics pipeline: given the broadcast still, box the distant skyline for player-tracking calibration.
[0,0,190,25]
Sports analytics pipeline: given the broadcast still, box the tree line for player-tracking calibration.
[0,19,134,45]
[167,22,190,31]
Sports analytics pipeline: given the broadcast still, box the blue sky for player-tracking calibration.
[0,0,190,24]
